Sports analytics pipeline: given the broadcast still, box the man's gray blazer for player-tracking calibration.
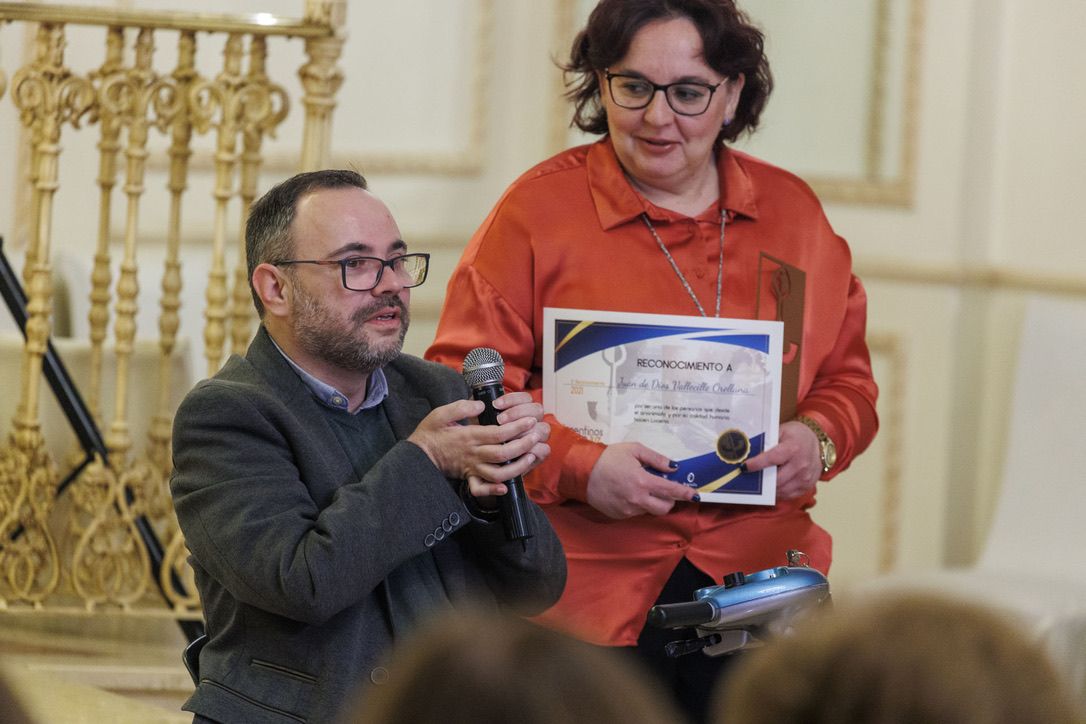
[170,327,566,723]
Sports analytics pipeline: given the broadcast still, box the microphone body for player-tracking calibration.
[462,348,533,544]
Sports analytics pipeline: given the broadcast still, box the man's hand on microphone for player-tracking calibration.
[586,442,698,519]
[408,398,550,494]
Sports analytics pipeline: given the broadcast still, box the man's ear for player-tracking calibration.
[252,262,291,318]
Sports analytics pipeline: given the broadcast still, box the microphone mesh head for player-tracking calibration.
[462,347,505,388]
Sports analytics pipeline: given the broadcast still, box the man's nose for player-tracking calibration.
[371,263,405,295]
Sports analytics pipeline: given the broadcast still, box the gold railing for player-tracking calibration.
[0,2,345,619]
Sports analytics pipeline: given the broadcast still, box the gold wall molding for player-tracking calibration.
[806,0,923,207]
[549,0,924,208]
[549,0,577,155]
[866,332,905,573]
[549,0,590,158]
[278,0,493,176]
[856,257,1086,298]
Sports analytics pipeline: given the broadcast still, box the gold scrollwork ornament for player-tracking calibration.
[70,461,150,608]
[0,440,61,605]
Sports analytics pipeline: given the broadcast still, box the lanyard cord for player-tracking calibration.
[640,211,725,317]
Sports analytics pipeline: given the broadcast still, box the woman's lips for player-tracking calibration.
[637,136,678,152]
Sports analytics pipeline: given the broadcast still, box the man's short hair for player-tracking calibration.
[246,169,368,317]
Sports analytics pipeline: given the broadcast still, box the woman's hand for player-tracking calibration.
[408,399,549,489]
[743,420,822,500]
[464,391,551,503]
[586,442,698,518]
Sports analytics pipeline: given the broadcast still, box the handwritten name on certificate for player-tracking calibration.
[543,309,783,505]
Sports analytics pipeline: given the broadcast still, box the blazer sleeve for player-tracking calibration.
[454,481,567,615]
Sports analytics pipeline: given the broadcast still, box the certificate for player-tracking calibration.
[543,308,783,505]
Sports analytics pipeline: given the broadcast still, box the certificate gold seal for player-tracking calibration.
[698,430,751,493]
[715,428,751,465]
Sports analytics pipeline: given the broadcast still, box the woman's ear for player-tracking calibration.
[724,73,746,121]
[252,262,290,318]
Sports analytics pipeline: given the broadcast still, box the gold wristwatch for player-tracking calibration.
[795,415,837,474]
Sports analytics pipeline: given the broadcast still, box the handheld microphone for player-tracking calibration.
[462,347,533,546]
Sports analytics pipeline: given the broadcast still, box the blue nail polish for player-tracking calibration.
[738,463,748,474]
[692,494,701,503]
[669,460,679,468]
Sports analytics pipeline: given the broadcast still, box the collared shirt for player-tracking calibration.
[427,137,878,646]
[270,336,389,413]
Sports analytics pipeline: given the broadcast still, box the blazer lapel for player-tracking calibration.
[246,327,356,493]
[381,358,434,441]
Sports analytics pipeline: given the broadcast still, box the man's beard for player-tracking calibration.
[292,285,408,374]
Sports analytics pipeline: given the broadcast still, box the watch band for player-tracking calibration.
[795,415,837,474]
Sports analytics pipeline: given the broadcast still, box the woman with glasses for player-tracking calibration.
[427,1,878,720]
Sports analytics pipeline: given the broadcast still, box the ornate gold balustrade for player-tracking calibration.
[0,2,346,622]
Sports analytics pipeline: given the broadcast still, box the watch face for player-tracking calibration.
[823,441,837,470]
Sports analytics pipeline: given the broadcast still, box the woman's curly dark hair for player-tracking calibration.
[564,0,772,145]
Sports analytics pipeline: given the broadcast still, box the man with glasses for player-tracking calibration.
[170,169,566,724]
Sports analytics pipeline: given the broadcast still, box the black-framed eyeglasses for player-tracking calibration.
[272,253,430,292]
[605,69,727,117]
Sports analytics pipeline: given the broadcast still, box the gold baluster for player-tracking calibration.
[145,33,200,610]
[86,26,126,422]
[22,141,42,290]
[20,98,43,293]
[0,23,96,606]
[230,35,289,354]
[107,26,157,466]
[72,27,184,609]
[146,29,197,483]
[191,33,244,375]
[298,0,345,171]
[68,28,135,610]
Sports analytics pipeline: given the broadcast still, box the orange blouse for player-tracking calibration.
[427,138,878,645]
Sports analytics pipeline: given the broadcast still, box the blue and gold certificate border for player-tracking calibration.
[543,308,783,505]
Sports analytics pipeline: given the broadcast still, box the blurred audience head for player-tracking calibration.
[0,667,34,724]
[345,609,684,724]
[715,593,1082,724]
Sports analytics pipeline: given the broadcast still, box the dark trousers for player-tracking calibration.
[618,558,741,724]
